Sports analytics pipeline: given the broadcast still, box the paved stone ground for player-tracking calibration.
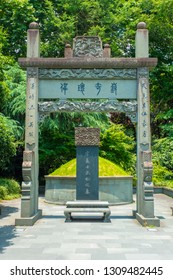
[0,194,173,260]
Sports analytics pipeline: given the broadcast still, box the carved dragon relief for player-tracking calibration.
[38,100,138,123]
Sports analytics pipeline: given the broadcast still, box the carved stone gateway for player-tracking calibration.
[15,21,160,226]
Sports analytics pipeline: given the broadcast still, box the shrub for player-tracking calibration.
[0,178,21,200]
[0,186,8,200]
[0,115,16,170]
[100,124,135,172]
[153,163,173,188]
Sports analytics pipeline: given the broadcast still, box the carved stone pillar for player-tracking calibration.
[15,22,42,226]
[135,68,160,226]
[134,22,160,226]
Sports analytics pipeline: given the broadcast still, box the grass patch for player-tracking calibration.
[50,157,129,176]
[0,178,21,200]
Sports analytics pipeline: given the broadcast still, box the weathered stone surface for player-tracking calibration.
[73,36,103,58]
[75,127,100,146]
[64,201,111,222]
[18,57,158,69]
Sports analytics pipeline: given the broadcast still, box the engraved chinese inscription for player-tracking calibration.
[139,77,150,147]
[26,78,36,145]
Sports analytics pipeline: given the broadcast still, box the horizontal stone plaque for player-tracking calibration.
[38,79,137,100]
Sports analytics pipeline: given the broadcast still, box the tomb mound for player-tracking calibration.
[50,157,128,176]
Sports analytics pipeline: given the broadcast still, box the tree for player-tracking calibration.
[4,63,26,128]
[0,114,16,171]
[0,0,35,58]
[39,112,109,176]
[150,64,173,138]
[100,124,135,172]
[153,138,173,173]
[0,27,12,112]
[1,0,173,181]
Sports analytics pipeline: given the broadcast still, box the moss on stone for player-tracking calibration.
[50,157,129,176]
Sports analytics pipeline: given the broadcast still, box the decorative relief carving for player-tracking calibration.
[73,36,103,57]
[22,151,33,182]
[39,112,50,123]
[39,68,137,79]
[38,100,137,122]
[23,151,33,162]
[143,161,153,183]
[141,150,154,201]
[27,67,38,78]
[38,100,137,113]
[138,67,148,78]
[75,128,100,146]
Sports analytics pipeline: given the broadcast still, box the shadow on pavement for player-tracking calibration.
[0,205,18,219]
[0,205,19,254]
[0,225,17,254]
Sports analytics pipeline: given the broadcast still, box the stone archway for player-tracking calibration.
[15,22,160,227]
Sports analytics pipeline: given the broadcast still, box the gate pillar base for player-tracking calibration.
[15,209,42,226]
[135,212,160,227]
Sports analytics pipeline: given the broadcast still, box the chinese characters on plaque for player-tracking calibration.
[60,81,117,96]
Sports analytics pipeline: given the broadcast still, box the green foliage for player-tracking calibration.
[0,0,35,58]
[152,137,173,188]
[0,27,13,112]
[0,114,16,170]
[4,63,26,127]
[152,138,173,172]
[0,178,21,200]
[39,112,109,176]
[50,157,129,176]
[0,186,8,200]
[153,164,173,188]
[100,124,135,172]
[39,118,76,176]
[0,0,173,185]
[150,65,173,138]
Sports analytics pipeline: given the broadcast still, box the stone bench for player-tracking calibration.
[64,201,111,222]
[171,206,173,216]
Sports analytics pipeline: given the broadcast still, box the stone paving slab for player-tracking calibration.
[0,194,173,260]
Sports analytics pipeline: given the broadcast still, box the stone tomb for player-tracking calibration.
[64,128,111,222]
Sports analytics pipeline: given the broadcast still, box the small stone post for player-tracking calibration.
[15,22,42,226]
[135,22,160,226]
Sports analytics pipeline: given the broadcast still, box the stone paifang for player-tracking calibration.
[16,21,160,227]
